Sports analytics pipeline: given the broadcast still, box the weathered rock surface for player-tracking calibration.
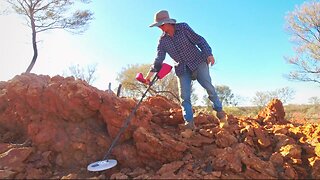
[0,73,319,179]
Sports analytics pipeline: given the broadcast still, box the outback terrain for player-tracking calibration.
[0,73,319,179]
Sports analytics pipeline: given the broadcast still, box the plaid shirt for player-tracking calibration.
[151,22,213,76]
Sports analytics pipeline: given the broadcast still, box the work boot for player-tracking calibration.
[216,111,229,128]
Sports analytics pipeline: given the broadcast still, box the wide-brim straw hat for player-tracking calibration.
[149,10,176,27]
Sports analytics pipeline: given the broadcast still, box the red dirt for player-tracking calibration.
[0,73,319,179]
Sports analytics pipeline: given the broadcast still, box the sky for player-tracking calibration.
[0,0,319,106]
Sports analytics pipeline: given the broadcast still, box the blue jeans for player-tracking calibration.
[177,62,222,122]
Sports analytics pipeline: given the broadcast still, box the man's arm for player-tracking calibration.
[182,23,213,59]
[146,39,166,82]
[183,23,215,66]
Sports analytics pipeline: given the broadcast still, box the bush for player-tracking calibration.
[223,106,259,117]
[285,104,320,124]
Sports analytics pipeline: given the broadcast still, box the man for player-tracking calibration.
[145,10,228,134]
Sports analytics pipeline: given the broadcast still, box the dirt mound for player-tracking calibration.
[0,73,319,179]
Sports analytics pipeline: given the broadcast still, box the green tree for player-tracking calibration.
[117,64,198,104]
[285,1,320,84]
[308,96,320,105]
[202,85,239,108]
[216,85,238,106]
[269,87,295,104]
[251,87,295,107]
[5,0,93,73]
[251,91,271,108]
[116,64,179,103]
[117,64,149,98]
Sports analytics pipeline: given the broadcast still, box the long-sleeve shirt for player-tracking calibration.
[151,22,213,76]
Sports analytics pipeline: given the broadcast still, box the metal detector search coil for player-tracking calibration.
[87,159,117,172]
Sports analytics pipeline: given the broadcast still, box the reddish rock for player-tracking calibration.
[158,132,188,152]
[235,143,277,178]
[164,108,184,126]
[143,95,179,111]
[282,163,298,179]
[270,152,284,166]
[205,171,221,178]
[110,172,128,179]
[0,147,33,172]
[0,74,319,179]
[258,98,286,124]
[0,170,17,179]
[240,124,255,137]
[253,126,271,148]
[127,167,146,177]
[243,167,269,179]
[100,96,152,142]
[272,125,289,134]
[0,143,15,154]
[25,166,46,179]
[156,161,184,176]
[244,136,255,146]
[199,128,214,138]
[281,144,301,158]
[113,143,144,169]
[186,134,214,147]
[316,143,320,157]
[309,157,320,179]
[274,133,296,151]
[61,173,78,179]
[215,129,237,148]
[194,112,210,125]
[212,147,242,173]
[133,127,186,167]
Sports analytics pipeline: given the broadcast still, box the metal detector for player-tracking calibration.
[87,63,172,172]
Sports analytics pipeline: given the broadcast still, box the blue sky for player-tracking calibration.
[0,0,319,106]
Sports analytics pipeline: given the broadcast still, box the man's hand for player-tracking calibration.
[144,79,151,85]
[207,55,215,66]
[145,71,155,85]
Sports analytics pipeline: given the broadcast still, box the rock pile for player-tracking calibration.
[0,73,319,179]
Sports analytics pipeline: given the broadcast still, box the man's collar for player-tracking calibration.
[161,23,179,37]
[174,23,181,31]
